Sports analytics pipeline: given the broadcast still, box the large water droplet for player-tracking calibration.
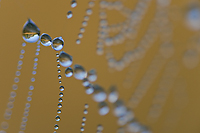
[22,19,40,43]
[73,65,87,80]
[92,84,107,102]
[87,69,97,82]
[71,0,77,8]
[52,37,64,51]
[65,67,73,77]
[59,51,73,67]
[98,102,109,115]
[40,33,52,46]
[108,86,118,103]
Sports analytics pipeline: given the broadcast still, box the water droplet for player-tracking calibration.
[82,117,86,121]
[31,77,35,82]
[93,84,107,102]
[82,21,88,27]
[57,64,61,68]
[52,37,64,51]
[80,28,85,33]
[78,33,83,38]
[86,8,92,15]
[19,55,24,59]
[80,127,84,131]
[108,86,118,103]
[29,85,34,90]
[88,1,95,7]
[65,67,73,77]
[32,71,36,75]
[97,124,103,131]
[71,0,77,8]
[7,102,14,109]
[12,84,18,90]
[23,112,29,117]
[54,124,59,130]
[59,80,62,84]
[113,100,127,117]
[27,97,32,101]
[22,19,40,43]
[81,122,85,126]
[87,69,97,82]
[84,104,89,108]
[56,59,59,62]
[67,11,73,19]
[22,117,28,122]
[85,84,94,94]
[56,53,59,57]
[59,92,64,97]
[73,64,87,80]
[59,51,73,67]
[22,42,26,47]
[82,78,90,87]
[83,109,88,114]
[76,39,81,44]
[98,102,109,115]
[18,60,23,65]
[40,33,52,46]
[58,75,62,79]
[10,91,16,98]
[126,120,141,133]
[1,122,8,129]
[55,115,61,121]
[58,103,62,108]
[24,108,29,112]
[59,86,65,91]
[28,91,32,96]
[26,103,31,108]
[5,109,12,116]
[57,69,61,73]
[57,109,62,114]
[84,16,89,21]
[58,98,63,102]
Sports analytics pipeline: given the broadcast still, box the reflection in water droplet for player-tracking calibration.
[22,19,40,43]
[67,11,73,19]
[73,65,87,80]
[98,102,109,115]
[55,115,61,121]
[57,64,61,68]
[108,86,118,103]
[87,69,97,82]
[65,67,73,77]
[93,84,107,102]
[59,51,73,67]
[57,69,61,73]
[54,124,59,130]
[40,33,52,46]
[52,37,64,51]
[71,0,77,8]
[85,84,94,94]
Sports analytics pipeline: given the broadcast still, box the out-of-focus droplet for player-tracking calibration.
[113,100,127,117]
[87,69,97,82]
[22,19,40,43]
[71,0,77,8]
[73,64,87,80]
[59,51,73,67]
[67,11,73,19]
[98,102,109,115]
[183,49,199,69]
[55,115,61,121]
[65,67,73,77]
[40,33,52,46]
[93,84,107,102]
[185,3,200,30]
[83,109,88,114]
[108,86,118,103]
[85,84,94,94]
[80,127,84,131]
[126,120,141,133]
[82,78,90,87]
[52,37,64,51]
[82,117,86,121]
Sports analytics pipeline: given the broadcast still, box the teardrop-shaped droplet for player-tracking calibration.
[52,37,64,51]
[87,69,97,82]
[40,33,52,46]
[108,86,118,103]
[98,102,109,115]
[71,0,77,8]
[65,67,73,77]
[92,84,107,102]
[22,19,40,43]
[67,11,73,19]
[73,64,87,80]
[55,115,61,121]
[59,51,73,67]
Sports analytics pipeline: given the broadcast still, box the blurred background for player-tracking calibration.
[0,0,200,133]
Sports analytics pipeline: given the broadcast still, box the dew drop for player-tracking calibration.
[73,64,87,80]
[108,86,118,103]
[57,69,61,73]
[40,33,52,46]
[78,33,83,38]
[65,67,73,77]
[76,39,81,44]
[57,109,62,114]
[58,98,63,102]
[59,51,73,67]
[12,84,18,90]
[52,37,64,51]
[59,92,64,97]
[54,124,59,130]
[80,28,85,33]
[85,84,94,94]
[59,86,65,91]
[83,109,88,114]
[80,127,84,132]
[88,1,95,7]
[98,102,109,115]
[7,102,14,109]
[67,11,73,19]
[86,8,92,15]
[82,117,86,121]
[1,122,8,129]
[87,69,97,82]
[97,124,103,131]
[82,78,90,87]
[58,103,62,108]
[58,75,62,79]
[81,122,85,126]
[113,100,127,117]
[84,104,89,108]
[126,120,141,133]
[55,115,61,121]
[22,19,40,43]
[57,64,61,68]
[92,84,107,102]
[71,0,77,8]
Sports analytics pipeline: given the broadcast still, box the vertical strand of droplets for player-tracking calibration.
[53,53,64,132]
[18,42,41,133]
[80,104,89,133]
[0,42,26,132]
